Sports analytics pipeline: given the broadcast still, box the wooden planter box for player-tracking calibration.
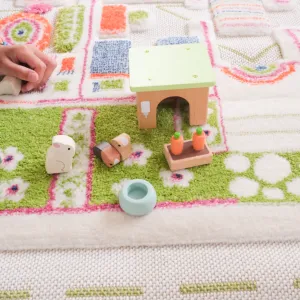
[164,140,213,171]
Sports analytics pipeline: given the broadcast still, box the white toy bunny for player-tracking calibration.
[0,76,22,96]
[45,135,76,174]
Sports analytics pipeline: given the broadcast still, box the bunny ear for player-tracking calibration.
[53,143,60,148]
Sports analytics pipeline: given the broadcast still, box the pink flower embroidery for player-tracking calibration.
[160,169,194,187]
[124,144,152,166]
[24,4,53,14]
[7,184,19,195]
[0,178,29,202]
[0,147,24,172]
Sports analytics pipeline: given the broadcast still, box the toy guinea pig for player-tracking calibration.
[93,142,121,168]
[93,133,132,168]
[110,133,132,161]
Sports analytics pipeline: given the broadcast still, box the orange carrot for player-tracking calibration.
[170,132,183,155]
[192,127,205,151]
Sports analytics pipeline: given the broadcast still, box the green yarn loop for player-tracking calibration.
[129,10,149,24]
[54,5,85,53]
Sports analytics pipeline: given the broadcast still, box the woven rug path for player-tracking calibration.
[0,0,300,250]
[2,242,300,300]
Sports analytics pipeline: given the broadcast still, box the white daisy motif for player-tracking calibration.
[262,187,284,200]
[225,154,251,173]
[254,154,291,184]
[229,177,259,197]
[286,178,300,196]
[124,144,152,166]
[159,169,194,188]
[0,178,29,202]
[111,178,131,197]
[0,147,24,172]
[189,124,218,144]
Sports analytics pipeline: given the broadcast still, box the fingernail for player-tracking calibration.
[23,84,33,92]
[28,71,38,82]
[22,86,29,93]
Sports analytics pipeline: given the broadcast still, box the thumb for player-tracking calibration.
[2,59,39,82]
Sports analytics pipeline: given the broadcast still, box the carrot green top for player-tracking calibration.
[129,43,215,92]
[174,132,181,139]
[196,127,203,135]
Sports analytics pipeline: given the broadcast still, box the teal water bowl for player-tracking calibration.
[119,179,157,216]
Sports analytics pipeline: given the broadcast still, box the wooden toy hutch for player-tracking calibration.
[129,43,216,129]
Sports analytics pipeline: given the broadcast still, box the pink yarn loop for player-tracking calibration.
[24,3,53,14]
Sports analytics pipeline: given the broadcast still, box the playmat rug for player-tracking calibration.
[0,0,300,250]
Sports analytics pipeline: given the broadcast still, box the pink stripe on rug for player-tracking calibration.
[79,0,96,98]
[0,198,238,216]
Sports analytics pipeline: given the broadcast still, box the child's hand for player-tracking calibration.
[0,44,57,93]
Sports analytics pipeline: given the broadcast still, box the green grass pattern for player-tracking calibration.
[53,5,85,53]
[0,108,63,210]
[0,104,300,211]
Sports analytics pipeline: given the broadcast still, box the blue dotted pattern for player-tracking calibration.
[90,40,131,75]
[92,82,100,92]
[156,36,200,46]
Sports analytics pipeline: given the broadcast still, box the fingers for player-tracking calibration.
[15,47,46,92]
[31,48,57,88]
[0,58,39,83]
[1,45,57,93]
